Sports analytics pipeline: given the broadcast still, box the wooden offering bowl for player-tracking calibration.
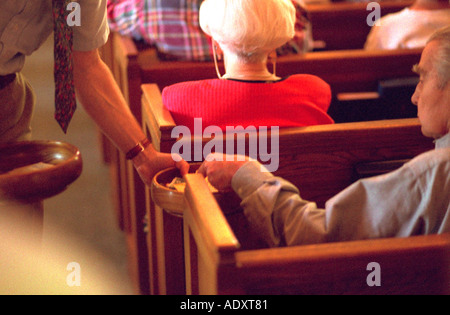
[151,163,241,217]
[0,141,83,201]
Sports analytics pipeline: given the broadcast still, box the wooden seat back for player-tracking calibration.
[140,48,421,93]
[183,174,450,295]
[308,0,414,50]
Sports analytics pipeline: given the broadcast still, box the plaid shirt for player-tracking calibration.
[107,0,312,62]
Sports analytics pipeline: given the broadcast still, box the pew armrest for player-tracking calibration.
[141,84,176,152]
[183,173,240,294]
[184,173,240,254]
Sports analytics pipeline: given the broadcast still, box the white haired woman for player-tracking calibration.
[162,0,334,132]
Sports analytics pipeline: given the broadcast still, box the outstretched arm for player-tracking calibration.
[73,49,189,184]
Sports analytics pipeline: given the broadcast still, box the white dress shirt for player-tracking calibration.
[364,8,450,51]
[0,0,109,75]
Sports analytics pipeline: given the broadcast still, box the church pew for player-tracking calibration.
[183,173,450,295]
[99,34,152,295]
[100,18,421,293]
[142,85,181,295]
[142,84,435,295]
[307,0,414,50]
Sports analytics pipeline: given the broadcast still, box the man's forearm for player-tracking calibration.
[73,49,145,155]
[232,161,328,247]
[71,49,190,186]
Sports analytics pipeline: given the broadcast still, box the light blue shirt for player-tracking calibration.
[0,0,109,75]
[232,133,450,247]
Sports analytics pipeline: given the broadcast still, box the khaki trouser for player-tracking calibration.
[0,73,35,144]
[0,74,41,220]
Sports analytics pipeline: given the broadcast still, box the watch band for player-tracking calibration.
[125,138,151,160]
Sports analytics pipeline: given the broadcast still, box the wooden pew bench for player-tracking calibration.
[142,84,435,294]
[98,22,420,293]
[183,173,450,295]
[307,0,414,50]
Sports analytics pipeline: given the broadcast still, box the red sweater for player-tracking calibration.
[162,74,334,131]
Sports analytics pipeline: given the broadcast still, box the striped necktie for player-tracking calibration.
[52,0,77,133]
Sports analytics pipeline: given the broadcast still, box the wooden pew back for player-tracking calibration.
[140,48,421,93]
[308,1,414,50]
[183,176,450,295]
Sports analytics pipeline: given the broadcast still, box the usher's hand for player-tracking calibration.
[133,145,189,187]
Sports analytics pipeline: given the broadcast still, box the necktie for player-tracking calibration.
[52,0,77,133]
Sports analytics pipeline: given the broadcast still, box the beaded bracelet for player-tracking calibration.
[125,138,151,160]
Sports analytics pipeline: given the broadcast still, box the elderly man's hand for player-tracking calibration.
[197,153,250,191]
[132,145,189,187]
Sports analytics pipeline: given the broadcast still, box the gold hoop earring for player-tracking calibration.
[268,51,277,77]
[212,44,224,79]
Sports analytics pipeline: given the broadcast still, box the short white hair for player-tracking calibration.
[200,0,296,62]
[427,26,450,89]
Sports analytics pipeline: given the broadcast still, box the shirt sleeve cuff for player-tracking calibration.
[231,161,275,199]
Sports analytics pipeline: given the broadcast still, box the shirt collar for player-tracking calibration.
[435,133,450,149]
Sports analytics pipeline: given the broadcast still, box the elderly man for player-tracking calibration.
[198,26,450,247]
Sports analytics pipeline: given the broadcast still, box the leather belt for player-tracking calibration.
[0,73,16,90]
